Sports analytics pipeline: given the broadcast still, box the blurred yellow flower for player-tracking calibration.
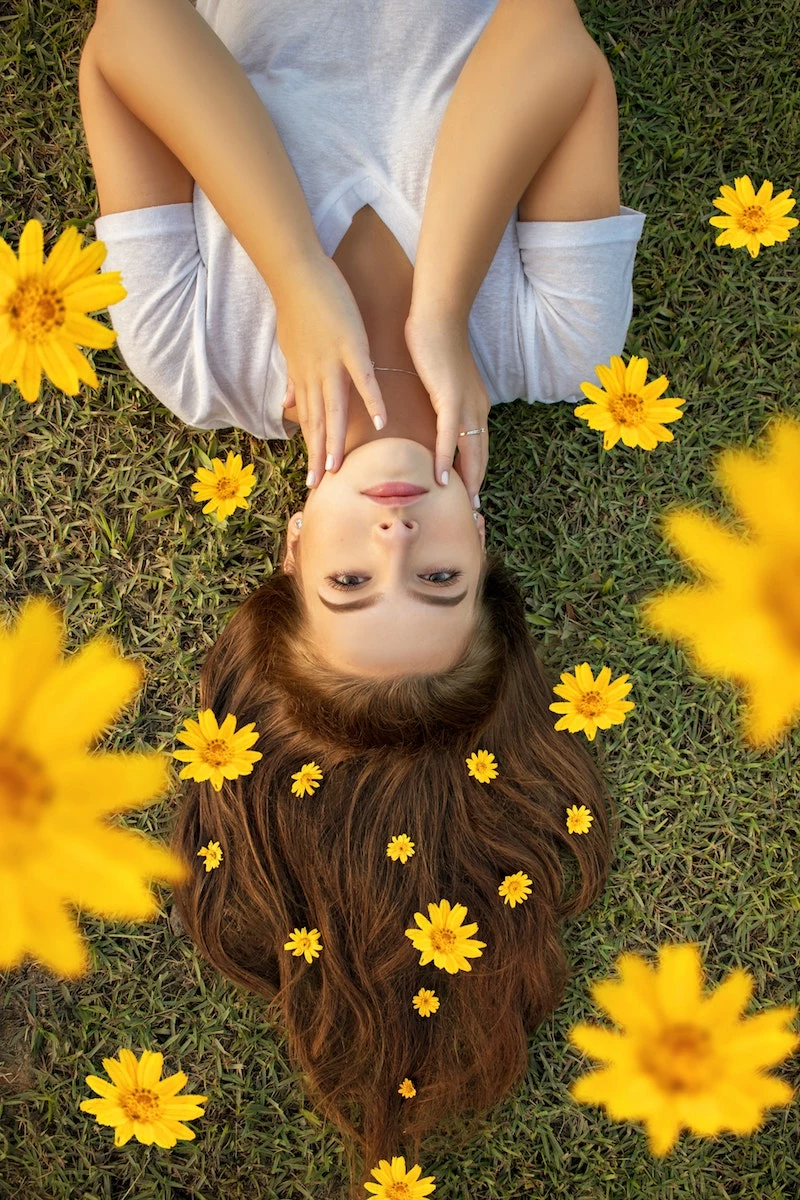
[641,416,800,745]
[465,748,498,782]
[190,452,256,522]
[398,1077,417,1099]
[550,663,635,741]
[291,760,324,797]
[709,175,797,258]
[569,943,798,1157]
[0,597,188,978]
[172,709,263,793]
[412,988,439,1018]
[80,1047,207,1148]
[387,833,415,863]
[197,840,223,871]
[0,218,126,403]
[364,1156,436,1198]
[498,871,532,907]
[575,355,685,450]
[284,926,322,963]
[405,898,486,975]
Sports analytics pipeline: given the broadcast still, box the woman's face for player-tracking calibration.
[283,437,486,676]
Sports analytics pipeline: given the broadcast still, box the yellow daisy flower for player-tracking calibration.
[412,988,439,1018]
[197,840,223,872]
[549,663,635,742]
[190,452,257,522]
[398,1078,417,1099]
[568,943,799,1157]
[405,898,487,975]
[172,709,263,793]
[80,1047,207,1147]
[641,416,800,745]
[709,175,798,258]
[387,834,415,863]
[0,219,127,404]
[0,596,188,978]
[284,926,322,964]
[465,748,498,782]
[364,1156,436,1199]
[291,761,324,798]
[574,355,685,451]
[566,805,594,835]
[498,871,532,908]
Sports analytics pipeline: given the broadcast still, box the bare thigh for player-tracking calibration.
[518,45,620,223]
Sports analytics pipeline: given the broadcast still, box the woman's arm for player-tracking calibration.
[410,0,610,326]
[89,0,325,308]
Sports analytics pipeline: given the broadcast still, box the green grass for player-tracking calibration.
[1,0,799,1196]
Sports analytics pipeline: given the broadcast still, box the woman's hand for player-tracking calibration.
[403,313,490,507]
[276,254,386,488]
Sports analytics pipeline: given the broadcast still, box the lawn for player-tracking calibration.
[0,0,798,1196]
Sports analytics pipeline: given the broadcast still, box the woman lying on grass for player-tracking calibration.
[79,0,645,1193]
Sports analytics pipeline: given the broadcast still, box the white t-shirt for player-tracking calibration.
[94,0,646,442]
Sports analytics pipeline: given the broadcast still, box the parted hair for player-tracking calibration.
[169,533,618,1198]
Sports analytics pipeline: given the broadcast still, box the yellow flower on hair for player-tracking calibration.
[0,596,188,979]
[364,1155,436,1198]
[709,175,797,258]
[405,898,487,975]
[567,805,594,835]
[498,871,532,908]
[172,709,263,793]
[569,943,799,1157]
[411,988,439,1018]
[291,761,324,797]
[80,1047,207,1148]
[284,926,322,964]
[387,834,415,863]
[465,748,498,782]
[641,416,800,745]
[398,1078,417,1099]
[550,663,635,741]
[197,840,223,872]
[190,452,256,522]
[574,355,685,451]
[0,218,126,404]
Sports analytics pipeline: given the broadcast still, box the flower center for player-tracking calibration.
[762,554,800,656]
[739,204,767,234]
[386,1185,412,1199]
[429,928,457,953]
[639,1022,715,1093]
[120,1087,161,1123]
[575,690,604,718]
[202,738,232,768]
[214,478,238,499]
[7,278,67,340]
[608,391,644,424]
[0,740,52,847]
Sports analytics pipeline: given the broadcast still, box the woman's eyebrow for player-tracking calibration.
[317,588,469,612]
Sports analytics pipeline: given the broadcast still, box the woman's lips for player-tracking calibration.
[361,483,429,496]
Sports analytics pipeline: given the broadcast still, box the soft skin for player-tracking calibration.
[283,369,487,677]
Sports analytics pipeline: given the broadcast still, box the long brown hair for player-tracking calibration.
[169,535,617,1197]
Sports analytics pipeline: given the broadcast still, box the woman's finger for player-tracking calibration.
[322,366,350,474]
[434,406,461,487]
[303,381,327,489]
[454,433,488,507]
[358,361,387,431]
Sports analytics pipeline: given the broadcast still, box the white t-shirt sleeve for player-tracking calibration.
[516,205,646,404]
[94,202,267,438]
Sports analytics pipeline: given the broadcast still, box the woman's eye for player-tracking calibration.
[326,569,463,590]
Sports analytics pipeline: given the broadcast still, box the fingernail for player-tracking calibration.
[325,454,334,471]
[441,470,449,486]
[473,494,480,509]
[306,470,316,487]
[373,414,385,430]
